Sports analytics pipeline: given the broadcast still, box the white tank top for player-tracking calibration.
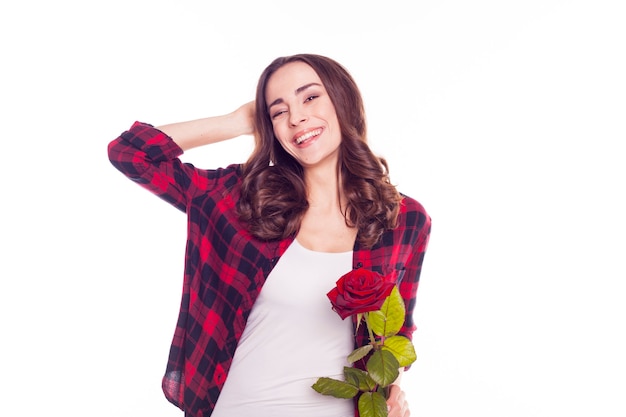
[211,239,355,417]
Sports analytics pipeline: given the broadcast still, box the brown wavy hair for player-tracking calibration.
[237,54,401,248]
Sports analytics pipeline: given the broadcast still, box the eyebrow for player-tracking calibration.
[267,82,322,109]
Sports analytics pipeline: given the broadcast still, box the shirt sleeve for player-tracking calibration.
[107,121,203,212]
[397,198,432,342]
[351,197,432,371]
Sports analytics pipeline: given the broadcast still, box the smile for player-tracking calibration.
[294,128,322,145]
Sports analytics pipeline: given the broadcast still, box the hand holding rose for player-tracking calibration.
[313,268,417,417]
[387,384,411,417]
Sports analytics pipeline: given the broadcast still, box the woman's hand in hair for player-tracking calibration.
[232,100,256,137]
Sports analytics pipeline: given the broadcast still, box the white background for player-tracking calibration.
[1,1,625,416]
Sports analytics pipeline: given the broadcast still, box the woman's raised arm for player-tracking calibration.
[157,101,255,151]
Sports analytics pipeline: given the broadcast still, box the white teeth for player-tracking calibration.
[295,129,321,144]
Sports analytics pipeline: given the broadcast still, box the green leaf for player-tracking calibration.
[344,367,377,392]
[381,335,417,367]
[368,286,405,337]
[358,391,389,417]
[312,377,359,399]
[347,344,374,364]
[366,349,400,387]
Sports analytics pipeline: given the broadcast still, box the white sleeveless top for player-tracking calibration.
[211,239,355,417]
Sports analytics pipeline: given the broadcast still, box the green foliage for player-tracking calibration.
[348,344,374,364]
[358,392,389,417]
[344,367,378,392]
[368,287,405,337]
[313,283,416,417]
[381,335,417,368]
[311,377,360,399]
[366,350,400,387]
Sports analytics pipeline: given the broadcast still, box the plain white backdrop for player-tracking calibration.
[1,1,624,416]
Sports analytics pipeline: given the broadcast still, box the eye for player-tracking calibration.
[271,109,287,120]
[304,95,319,103]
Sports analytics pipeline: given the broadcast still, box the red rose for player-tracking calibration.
[327,269,395,320]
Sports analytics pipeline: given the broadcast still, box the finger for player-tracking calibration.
[391,389,411,417]
[386,386,406,417]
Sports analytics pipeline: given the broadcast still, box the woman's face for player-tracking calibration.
[265,61,342,170]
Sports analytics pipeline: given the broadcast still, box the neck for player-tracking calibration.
[304,165,343,211]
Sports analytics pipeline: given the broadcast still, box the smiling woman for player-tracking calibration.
[107,53,431,417]
[266,62,343,170]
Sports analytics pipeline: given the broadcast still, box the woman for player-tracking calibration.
[108,54,431,417]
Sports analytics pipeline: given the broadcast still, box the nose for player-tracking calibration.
[289,109,308,127]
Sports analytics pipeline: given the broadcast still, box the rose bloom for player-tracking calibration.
[327,269,395,319]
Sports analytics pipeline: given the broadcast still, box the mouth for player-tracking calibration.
[294,128,323,145]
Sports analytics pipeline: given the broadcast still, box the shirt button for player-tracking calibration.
[355,262,363,268]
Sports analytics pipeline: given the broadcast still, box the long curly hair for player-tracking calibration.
[237,54,401,248]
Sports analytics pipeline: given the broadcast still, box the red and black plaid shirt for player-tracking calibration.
[108,122,431,417]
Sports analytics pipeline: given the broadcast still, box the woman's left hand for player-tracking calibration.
[386,384,410,417]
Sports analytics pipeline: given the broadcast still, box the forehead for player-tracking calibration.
[265,61,323,102]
